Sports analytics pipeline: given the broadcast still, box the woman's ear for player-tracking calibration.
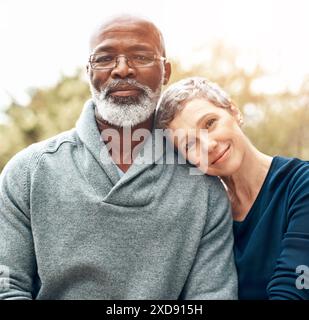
[230,104,244,126]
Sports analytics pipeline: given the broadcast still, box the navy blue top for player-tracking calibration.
[233,156,309,300]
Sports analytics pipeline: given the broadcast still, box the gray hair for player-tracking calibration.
[156,77,235,129]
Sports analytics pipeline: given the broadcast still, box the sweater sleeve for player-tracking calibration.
[180,177,238,300]
[0,148,38,300]
[267,166,309,300]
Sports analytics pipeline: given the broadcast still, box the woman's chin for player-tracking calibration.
[207,162,240,177]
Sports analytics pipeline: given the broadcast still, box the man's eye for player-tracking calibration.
[95,55,114,63]
[134,55,147,60]
[132,55,153,63]
[205,118,217,129]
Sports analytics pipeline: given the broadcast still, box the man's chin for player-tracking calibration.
[107,94,141,106]
[95,101,157,127]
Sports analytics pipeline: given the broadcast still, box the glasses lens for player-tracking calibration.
[91,54,115,69]
[90,53,157,69]
[129,54,155,67]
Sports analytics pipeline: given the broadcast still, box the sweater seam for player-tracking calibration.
[26,138,79,210]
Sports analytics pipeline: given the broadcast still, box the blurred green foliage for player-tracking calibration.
[0,71,90,170]
[0,45,308,172]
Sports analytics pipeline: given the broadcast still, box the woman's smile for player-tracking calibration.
[211,144,231,165]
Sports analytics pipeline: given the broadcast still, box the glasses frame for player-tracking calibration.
[88,53,167,70]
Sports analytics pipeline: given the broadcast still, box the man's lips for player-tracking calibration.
[108,86,142,97]
[211,145,231,165]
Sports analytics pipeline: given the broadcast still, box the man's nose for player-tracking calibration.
[111,56,136,79]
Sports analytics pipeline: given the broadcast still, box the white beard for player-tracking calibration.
[89,78,163,127]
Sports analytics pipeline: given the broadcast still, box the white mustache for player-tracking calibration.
[102,79,152,99]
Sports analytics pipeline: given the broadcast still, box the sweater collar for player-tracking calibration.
[75,100,166,186]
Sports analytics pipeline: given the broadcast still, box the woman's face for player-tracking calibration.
[168,98,246,176]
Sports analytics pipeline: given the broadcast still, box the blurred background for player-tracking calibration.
[1,0,308,171]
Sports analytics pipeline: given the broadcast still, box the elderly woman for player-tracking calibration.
[156,77,309,300]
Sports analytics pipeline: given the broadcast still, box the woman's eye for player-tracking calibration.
[205,118,217,129]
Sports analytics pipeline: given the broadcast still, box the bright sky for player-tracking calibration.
[0,0,309,110]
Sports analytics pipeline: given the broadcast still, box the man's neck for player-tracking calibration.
[95,107,154,172]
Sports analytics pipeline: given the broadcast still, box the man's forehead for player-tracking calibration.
[90,19,162,52]
[103,20,156,34]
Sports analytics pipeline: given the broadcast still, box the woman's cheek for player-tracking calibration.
[187,150,200,167]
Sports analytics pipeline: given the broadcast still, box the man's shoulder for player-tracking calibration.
[31,128,79,156]
[173,162,224,188]
[2,129,79,175]
[169,163,228,208]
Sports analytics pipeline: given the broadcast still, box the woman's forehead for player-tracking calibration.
[182,99,218,116]
[170,99,222,128]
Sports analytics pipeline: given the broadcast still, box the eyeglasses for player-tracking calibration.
[88,52,166,70]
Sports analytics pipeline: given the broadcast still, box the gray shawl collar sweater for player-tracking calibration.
[0,100,237,300]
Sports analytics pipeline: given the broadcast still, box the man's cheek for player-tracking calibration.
[92,75,108,92]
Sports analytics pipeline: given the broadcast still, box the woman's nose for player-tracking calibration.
[200,133,218,153]
[207,139,218,153]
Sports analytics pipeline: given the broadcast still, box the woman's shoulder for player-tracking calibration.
[271,156,309,212]
[272,155,308,167]
[263,156,309,204]
[271,156,309,181]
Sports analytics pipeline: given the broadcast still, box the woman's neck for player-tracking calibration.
[221,144,273,222]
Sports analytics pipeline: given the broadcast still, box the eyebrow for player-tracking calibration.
[92,44,156,55]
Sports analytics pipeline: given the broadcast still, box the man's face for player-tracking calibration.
[87,20,171,127]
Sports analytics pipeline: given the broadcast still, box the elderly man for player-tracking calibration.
[0,15,237,299]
